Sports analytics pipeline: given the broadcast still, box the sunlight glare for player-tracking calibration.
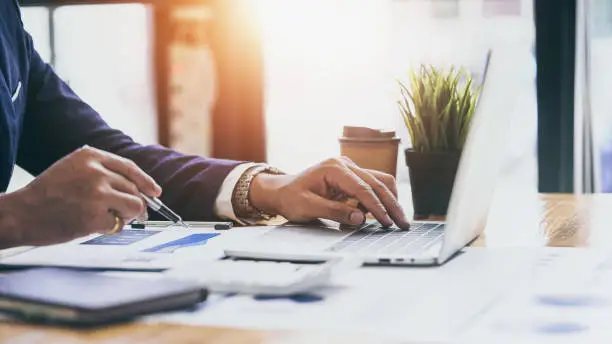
[255,0,385,62]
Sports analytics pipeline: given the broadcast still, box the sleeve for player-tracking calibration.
[16,32,245,221]
[213,162,257,223]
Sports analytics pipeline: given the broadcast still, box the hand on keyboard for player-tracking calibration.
[249,157,411,230]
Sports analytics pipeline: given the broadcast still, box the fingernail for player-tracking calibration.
[382,211,393,227]
[349,211,365,225]
[396,208,411,230]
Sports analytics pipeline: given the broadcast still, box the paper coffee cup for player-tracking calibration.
[339,126,401,177]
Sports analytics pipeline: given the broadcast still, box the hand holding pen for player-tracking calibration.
[4,146,164,246]
[140,193,188,227]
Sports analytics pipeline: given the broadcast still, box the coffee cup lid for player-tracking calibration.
[343,126,396,139]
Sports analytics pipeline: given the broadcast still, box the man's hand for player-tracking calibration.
[250,157,410,229]
[0,146,161,248]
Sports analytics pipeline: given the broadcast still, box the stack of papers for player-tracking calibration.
[146,247,612,343]
[144,248,542,342]
[6,225,612,343]
[0,227,260,270]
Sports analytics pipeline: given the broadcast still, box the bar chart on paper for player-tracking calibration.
[143,234,220,253]
[81,230,160,246]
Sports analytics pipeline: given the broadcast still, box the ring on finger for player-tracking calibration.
[109,213,122,234]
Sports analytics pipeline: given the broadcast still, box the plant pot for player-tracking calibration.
[404,150,460,220]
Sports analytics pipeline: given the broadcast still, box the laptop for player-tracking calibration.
[227,49,518,266]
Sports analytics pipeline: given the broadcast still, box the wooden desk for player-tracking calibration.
[0,193,603,343]
[0,322,397,344]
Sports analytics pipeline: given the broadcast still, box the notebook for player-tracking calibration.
[0,268,207,326]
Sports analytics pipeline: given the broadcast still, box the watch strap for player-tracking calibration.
[232,164,284,221]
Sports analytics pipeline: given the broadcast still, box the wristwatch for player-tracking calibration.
[232,164,284,221]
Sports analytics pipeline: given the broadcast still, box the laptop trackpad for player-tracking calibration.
[244,225,351,253]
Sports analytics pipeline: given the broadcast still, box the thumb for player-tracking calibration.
[304,194,365,226]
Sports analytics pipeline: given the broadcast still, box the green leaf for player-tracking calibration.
[397,63,482,152]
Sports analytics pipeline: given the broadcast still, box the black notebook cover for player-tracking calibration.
[0,268,207,325]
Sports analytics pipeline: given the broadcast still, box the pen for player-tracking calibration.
[130,221,233,230]
[140,193,189,228]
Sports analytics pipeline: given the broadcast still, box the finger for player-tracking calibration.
[104,171,149,222]
[136,210,149,223]
[346,166,409,229]
[106,169,140,196]
[104,190,146,223]
[95,150,161,197]
[366,169,399,198]
[303,194,365,226]
[324,166,393,227]
[338,156,399,198]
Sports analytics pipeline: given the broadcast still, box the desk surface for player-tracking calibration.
[0,192,603,343]
[0,322,397,344]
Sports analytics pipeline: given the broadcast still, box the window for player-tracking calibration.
[53,5,157,145]
[20,5,158,146]
[589,0,612,192]
[259,0,537,187]
[10,4,157,192]
[20,7,51,63]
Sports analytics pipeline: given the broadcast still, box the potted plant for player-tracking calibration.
[397,64,481,220]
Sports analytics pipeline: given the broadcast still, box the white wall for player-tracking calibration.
[261,0,537,184]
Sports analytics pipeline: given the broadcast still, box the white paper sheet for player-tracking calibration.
[457,248,612,343]
[0,226,270,270]
[145,247,560,342]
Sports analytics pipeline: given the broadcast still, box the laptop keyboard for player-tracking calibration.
[326,222,445,255]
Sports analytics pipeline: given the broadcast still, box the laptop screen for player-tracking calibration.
[439,49,523,262]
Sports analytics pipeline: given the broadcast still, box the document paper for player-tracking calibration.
[0,228,231,270]
[143,247,612,343]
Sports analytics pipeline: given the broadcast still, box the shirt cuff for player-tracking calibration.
[213,162,257,224]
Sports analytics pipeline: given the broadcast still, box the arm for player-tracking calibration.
[10,6,408,230]
[16,34,242,221]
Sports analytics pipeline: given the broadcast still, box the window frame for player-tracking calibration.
[534,0,577,193]
[19,0,266,162]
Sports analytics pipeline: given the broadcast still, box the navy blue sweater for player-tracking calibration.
[0,0,242,220]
